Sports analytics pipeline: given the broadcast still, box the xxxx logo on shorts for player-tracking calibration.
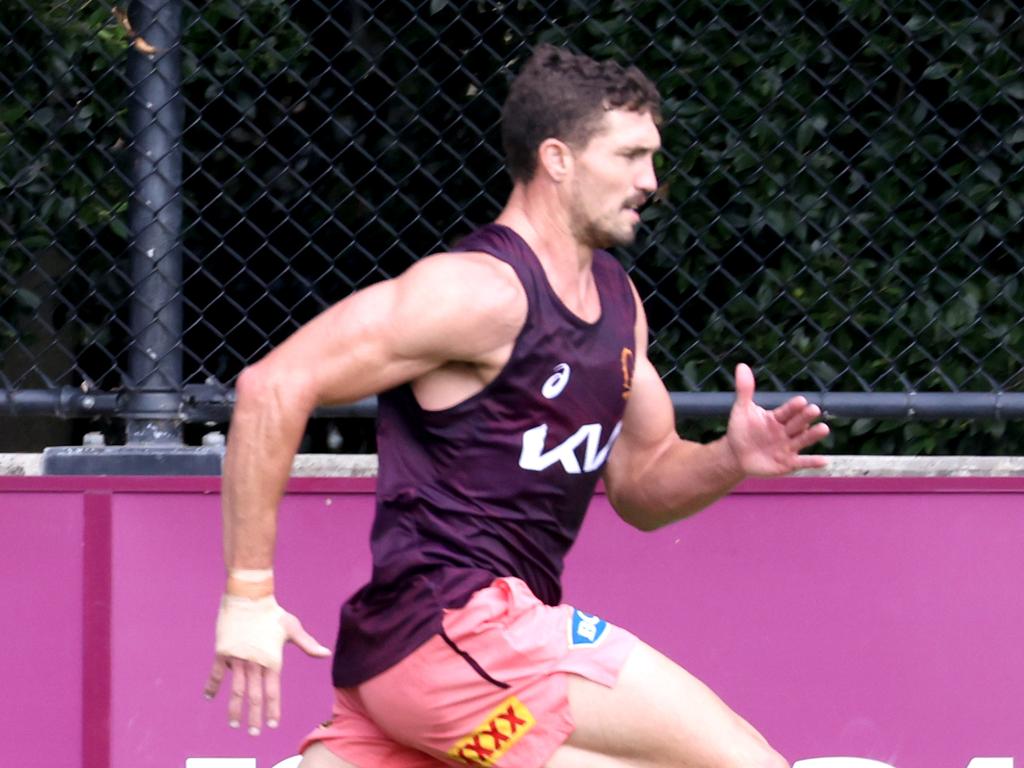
[447,695,536,766]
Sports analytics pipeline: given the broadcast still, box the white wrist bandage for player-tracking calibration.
[229,568,274,583]
[215,593,288,671]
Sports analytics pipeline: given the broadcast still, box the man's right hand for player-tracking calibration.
[204,577,331,735]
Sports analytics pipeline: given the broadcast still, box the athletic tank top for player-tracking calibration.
[332,223,638,687]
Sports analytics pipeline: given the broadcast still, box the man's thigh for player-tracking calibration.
[546,640,788,768]
[298,742,359,768]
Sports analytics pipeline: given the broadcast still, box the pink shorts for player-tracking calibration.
[300,576,637,767]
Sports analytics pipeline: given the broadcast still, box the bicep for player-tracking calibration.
[604,353,678,486]
[278,280,438,404]
[602,280,683,502]
[251,253,523,406]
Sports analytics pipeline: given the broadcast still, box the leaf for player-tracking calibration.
[923,62,951,80]
[796,119,816,151]
[109,217,130,239]
[979,162,1002,183]
[905,15,931,33]
[765,207,795,236]
[14,288,42,310]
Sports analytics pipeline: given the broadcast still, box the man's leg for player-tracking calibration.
[297,742,359,768]
[546,639,788,768]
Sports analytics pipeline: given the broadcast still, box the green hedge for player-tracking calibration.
[1,2,131,384]
[537,2,1024,453]
[3,1,1023,453]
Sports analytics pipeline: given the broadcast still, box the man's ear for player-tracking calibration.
[537,138,573,182]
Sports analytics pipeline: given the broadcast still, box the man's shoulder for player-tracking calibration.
[414,250,524,303]
[394,250,526,337]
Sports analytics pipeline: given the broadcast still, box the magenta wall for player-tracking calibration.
[2,475,1022,767]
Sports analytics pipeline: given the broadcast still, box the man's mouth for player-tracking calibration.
[625,195,650,214]
[623,199,648,223]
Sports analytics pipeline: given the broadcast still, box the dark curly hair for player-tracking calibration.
[501,44,662,183]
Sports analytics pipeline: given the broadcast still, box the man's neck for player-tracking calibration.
[495,185,594,275]
[495,186,601,322]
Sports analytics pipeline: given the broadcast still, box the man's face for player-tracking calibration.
[566,108,661,249]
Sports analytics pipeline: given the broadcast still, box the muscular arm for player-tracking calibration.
[222,251,526,571]
[207,250,528,733]
[207,250,527,732]
[602,288,828,532]
[602,360,738,531]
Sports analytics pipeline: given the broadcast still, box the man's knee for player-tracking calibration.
[727,745,789,768]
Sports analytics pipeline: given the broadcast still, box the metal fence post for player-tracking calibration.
[124,0,184,445]
[41,0,221,474]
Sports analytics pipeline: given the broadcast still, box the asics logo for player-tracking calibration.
[541,363,571,399]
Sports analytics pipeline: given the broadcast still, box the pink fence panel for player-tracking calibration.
[1,490,88,768]
[1,476,1022,768]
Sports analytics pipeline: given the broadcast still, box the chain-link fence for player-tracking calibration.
[3,1,1024,454]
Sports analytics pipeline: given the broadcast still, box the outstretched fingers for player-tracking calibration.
[252,616,329,732]
[733,363,756,407]
[770,394,809,425]
[229,657,247,728]
[206,655,276,734]
[791,421,831,453]
[264,668,281,729]
[773,396,830,468]
[206,602,331,736]
[204,655,228,700]
[774,419,830,472]
[791,450,830,470]
[727,364,830,476]
[283,613,332,659]
[246,660,266,735]
[778,400,823,437]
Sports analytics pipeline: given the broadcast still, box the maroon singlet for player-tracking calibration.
[332,223,638,687]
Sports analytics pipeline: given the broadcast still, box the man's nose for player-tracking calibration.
[636,160,658,195]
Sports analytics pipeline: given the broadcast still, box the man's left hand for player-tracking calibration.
[726,363,829,476]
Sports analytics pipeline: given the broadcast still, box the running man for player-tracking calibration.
[205,44,829,768]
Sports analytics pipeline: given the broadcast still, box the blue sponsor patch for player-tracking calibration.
[568,609,607,648]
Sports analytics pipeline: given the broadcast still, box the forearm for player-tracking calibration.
[608,436,746,531]
[222,366,314,574]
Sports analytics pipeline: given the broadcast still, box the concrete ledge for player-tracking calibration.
[0,454,42,476]
[3,453,1024,477]
[794,455,1024,477]
[0,452,380,478]
[290,453,379,477]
